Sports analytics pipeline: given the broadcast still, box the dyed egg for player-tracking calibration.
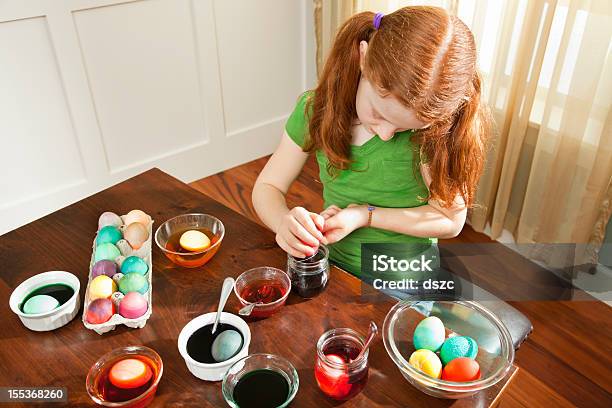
[91,260,118,278]
[440,336,478,365]
[119,273,149,295]
[211,330,243,362]
[22,295,59,314]
[441,357,481,382]
[413,316,445,352]
[179,230,211,252]
[120,256,148,275]
[86,298,115,324]
[124,223,149,250]
[112,273,125,286]
[109,358,153,389]
[98,211,123,230]
[124,210,150,226]
[118,292,148,319]
[97,225,122,245]
[408,349,442,379]
[89,275,117,300]
[94,243,121,263]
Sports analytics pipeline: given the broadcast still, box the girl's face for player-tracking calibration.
[356,41,429,141]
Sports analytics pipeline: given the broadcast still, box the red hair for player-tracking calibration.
[305,7,490,207]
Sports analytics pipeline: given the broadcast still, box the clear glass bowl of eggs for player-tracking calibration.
[383,298,514,399]
[155,214,225,268]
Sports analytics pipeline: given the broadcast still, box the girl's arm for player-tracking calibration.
[253,132,326,257]
[322,164,467,243]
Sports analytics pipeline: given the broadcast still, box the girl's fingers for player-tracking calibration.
[276,234,309,258]
[310,213,325,231]
[289,218,320,247]
[286,234,316,257]
[295,212,325,242]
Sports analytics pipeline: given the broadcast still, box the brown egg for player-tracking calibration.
[124,209,150,226]
[124,222,149,249]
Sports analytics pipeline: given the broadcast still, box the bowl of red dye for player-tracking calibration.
[234,267,291,318]
[86,346,163,408]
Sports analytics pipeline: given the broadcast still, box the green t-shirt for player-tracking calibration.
[285,92,436,276]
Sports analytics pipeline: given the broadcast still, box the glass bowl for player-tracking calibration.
[86,345,163,407]
[155,213,224,268]
[383,298,514,399]
[234,267,291,318]
[222,353,299,408]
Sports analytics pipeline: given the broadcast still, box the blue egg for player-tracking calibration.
[413,316,446,352]
[94,243,121,263]
[97,226,122,245]
[23,295,59,314]
[211,330,243,362]
[120,256,148,275]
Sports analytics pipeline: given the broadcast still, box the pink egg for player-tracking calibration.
[98,212,123,230]
[86,298,115,324]
[124,222,149,249]
[124,210,150,226]
[119,292,148,319]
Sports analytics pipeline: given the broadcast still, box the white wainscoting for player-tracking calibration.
[0,0,316,234]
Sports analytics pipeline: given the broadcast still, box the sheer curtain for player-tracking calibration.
[313,0,612,265]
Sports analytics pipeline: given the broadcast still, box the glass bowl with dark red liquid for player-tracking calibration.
[315,328,369,400]
[287,245,329,298]
[222,353,299,408]
[155,213,224,268]
[86,346,163,408]
[234,267,291,318]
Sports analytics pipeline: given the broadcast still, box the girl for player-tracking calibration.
[252,7,489,278]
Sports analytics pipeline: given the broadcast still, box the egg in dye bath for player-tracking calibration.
[118,273,149,295]
[211,330,243,362]
[124,223,149,250]
[92,260,118,278]
[408,349,442,379]
[120,256,148,275]
[118,292,148,319]
[109,358,153,389]
[413,316,446,352]
[179,230,211,252]
[22,294,60,314]
[98,212,123,230]
[89,275,117,300]
[124,210,150,226]
[86,298,115,324]
[440,336,478,365]
[94,243,121,263]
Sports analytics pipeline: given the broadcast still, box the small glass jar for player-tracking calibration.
[314,328,369,400]
[287,245,329,298]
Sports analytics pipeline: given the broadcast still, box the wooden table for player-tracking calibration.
[0,169,517,407]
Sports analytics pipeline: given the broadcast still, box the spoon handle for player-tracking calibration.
[212,277,235,334]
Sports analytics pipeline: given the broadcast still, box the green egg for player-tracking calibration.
[120,256,148,275]
[96,226,122,245]
[440,336,478,365]
[118,272,149,294]
[94,243,121,263]
[211,330,243,362]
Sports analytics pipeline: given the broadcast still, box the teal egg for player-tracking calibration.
[211,330,243,362]
[120,256,148,275]
[413,316,445,352]
[118,272,149,294]
[94,243,121,262]
[96,226,122,245]
[23,295,59,314]
[440,336,478,365]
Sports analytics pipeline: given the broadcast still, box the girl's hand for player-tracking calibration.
[322,204,368,244]
[275,207,326,258]
[320,205,342,220]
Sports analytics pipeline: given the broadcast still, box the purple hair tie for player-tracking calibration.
[373,12,384,29]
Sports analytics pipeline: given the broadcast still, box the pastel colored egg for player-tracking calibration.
[97,225,123,246]
[179,230,211,252]
[109,358,153,389]
[441,357,481,382]
[408,349,442,379]
[89,275,117,300]
[118,292,148,319]
[22,295,59,314]
[94,243,121,263]
[86,298,115,324]
[98,212,123,230]
[124,210,151,226]
[91,260,118,278]
[118,273,149,295]
[413,316,445,352]
[124,223,149,250]
[440,336,478,365]
[120,256,148,275]
[211,330,243,362]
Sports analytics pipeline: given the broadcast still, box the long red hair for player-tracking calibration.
[304,6,490,207]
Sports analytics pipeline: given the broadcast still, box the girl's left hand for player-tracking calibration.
[322,204,368,244]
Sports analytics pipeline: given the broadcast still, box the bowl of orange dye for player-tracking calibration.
[155,214,224,268]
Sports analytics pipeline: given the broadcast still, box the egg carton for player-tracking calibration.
[82,214,154,335]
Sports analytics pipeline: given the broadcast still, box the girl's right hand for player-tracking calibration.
[275,207,326,258]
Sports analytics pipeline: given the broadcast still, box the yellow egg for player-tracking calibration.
[409,349,442,379]
[179,230,211,252]
[124,210,150,226]
[124,222,149,250]
[89,275,117,300]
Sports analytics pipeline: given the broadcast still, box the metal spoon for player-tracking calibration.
[212,277,235,334]
[238,302,263,316]
[354,321,378,361]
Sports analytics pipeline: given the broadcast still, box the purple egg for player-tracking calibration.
[92,260,118,278]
